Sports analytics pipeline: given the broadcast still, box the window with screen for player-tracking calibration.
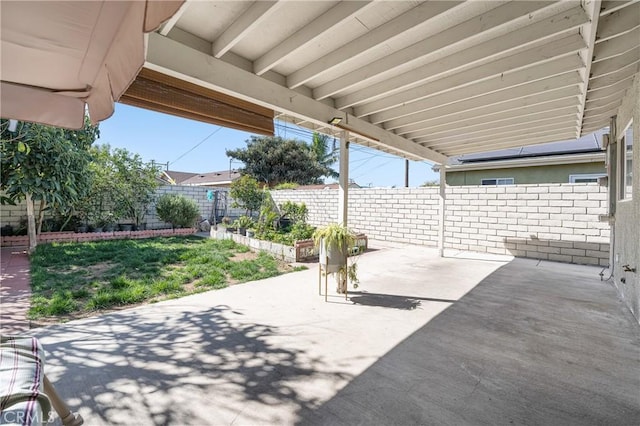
[569,173,606,183]
[620,121,633,200]
[481,178,514,185]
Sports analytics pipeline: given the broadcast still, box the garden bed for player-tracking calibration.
[210,228,368,262]
[1,228,197,247]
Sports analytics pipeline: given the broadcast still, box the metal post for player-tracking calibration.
[438,167,446,257]
[338,130,349,227]
[405,159,409,187]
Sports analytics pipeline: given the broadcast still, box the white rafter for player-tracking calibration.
[346,33,586,115]
[400,96,581,138]
[159,1,192,36]
[334,6,589,110]
[212,1,281,58]
[390,84,582,134]
[286,1,462,89]
[252,1,371,76]
[379,71,583,129]
[312,1,553,101]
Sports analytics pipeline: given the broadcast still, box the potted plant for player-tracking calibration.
[313,223,359,293]
[234,216,254,236]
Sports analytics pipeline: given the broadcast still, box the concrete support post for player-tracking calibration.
[438,167,446,257]
[338,130,350,227]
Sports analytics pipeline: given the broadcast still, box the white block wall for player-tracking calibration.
[271,183,609,266]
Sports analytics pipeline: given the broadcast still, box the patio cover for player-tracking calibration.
[0,0,184,129]
[141,0,638,163]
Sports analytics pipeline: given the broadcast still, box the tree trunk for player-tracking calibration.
[36,199,46,235]
[25,193,37,253]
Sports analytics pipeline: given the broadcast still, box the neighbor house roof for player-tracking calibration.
[434,129,607,172]
[181,170,241,186]
[161,169,241,186]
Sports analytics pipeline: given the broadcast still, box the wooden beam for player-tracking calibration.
[347,32,587,115]
[367,55,584,124]
[590,48,640,78]
[596,2,640,42]
[286,1,461,89]
[146,33,448,164]
[588,63,640,90]
[313,1,552,100]
[335,6,589,110]
[392,86,581,135]
[587,76,636,96]
[592,27,640,63]
[159,1,191,36]
[441,132,579,156]
[253,1,371,75]
[382,73,582,129]
[212,1,280,58]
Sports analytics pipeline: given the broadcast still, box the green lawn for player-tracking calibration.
[29,236,304,320]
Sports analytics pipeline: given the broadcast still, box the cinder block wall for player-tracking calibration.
[271,183,609,266]
[146,185,213,229]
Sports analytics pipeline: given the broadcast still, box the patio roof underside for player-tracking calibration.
[145,0,639,164]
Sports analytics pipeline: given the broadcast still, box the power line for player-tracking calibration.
[169,126,223,166]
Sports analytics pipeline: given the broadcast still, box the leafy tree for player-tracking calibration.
[226,136,336,186]
[108,146,160,227]
[1,119,97,248]
[155,194,200,229]
[310,132,339,179]
[229,175,264,216]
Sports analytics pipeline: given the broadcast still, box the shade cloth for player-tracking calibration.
[0,1,184,129]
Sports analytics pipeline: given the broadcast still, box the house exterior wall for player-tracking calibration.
[271,183,609,266]
[612,73,639,323]
[446,162,606,186]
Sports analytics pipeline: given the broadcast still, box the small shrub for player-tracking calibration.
[280,201,308,224]
[273,182,298,190]
[155,194,200,228]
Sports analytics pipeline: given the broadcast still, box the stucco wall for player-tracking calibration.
[271,183,609,266]
[612,73,639,322]
[446,162,606,186]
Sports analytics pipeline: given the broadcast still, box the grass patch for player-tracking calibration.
[29,236,297,320]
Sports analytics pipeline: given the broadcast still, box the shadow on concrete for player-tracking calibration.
[503,236,607,266]
[348,291,457,310]
[296,259,640,425]
[40,305,351,425]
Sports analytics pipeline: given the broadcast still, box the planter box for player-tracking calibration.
[0,228,198,247]
[209,228,368,263]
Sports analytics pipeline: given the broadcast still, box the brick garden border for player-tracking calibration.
[1,228,197,247]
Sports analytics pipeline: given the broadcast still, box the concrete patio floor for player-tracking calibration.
[30,242,639,425]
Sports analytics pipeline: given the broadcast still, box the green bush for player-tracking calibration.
[155,194,200,229]
[273,182,298,190]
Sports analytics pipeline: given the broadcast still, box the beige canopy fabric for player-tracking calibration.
[0,0,184,129]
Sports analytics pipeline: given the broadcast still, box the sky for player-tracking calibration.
[97,103,440,188]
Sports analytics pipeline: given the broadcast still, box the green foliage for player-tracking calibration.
[0,118,97,233]
[312,223,356,251]
[226,135,336,186]
[229,175,264,215]
[310,132,339,179]
[233,215,254,229]
[28,236,291,318]
[273,182,299,190]
[280,201,308,224]
[421,180,440,187]
[155,194,200,228]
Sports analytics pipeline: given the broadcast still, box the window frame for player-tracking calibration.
[481,177,514,186]
[569,173,606,183]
